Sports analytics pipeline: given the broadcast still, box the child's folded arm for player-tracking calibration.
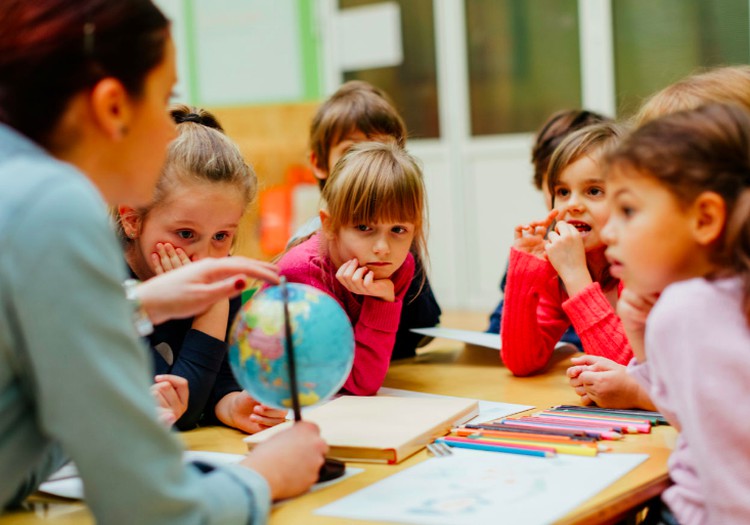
[562,282,633,365]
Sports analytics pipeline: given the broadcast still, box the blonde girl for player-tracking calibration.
[501,122,631,376]
[277,141,427,396]
[118,105,286,432]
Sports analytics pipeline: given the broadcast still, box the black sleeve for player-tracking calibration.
[391,258,442,360]
[199,296,243,426]
[167,329,227,430]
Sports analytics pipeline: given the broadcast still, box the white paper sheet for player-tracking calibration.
[316,448,648,525]
[38,451,362,501]
[411,327,501,350]
[412,327,582,356]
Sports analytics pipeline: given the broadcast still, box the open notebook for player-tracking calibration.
[245,395,479,464]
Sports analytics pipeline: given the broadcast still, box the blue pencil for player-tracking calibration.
[436,438,555,458]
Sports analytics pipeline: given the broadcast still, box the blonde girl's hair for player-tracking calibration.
[633,65,750,127]
[609,103,750,325]
[115,104,257,243]
[321,141,428,277]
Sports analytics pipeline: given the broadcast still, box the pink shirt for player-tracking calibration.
[501,248,632,376]
[277,233,415,396]
[629,276,750,525]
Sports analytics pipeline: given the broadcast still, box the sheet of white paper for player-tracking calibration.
[377,387,532,424]
[411,327,501,349]
[316,449,648,525]
[38,452,363,501]
[412,327,581,356]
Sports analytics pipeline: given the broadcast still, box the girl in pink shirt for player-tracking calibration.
[604,103,750,525]
[501,122,632,376]
[277,142,427,395]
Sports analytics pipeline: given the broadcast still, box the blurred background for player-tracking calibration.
[156,0,749,313]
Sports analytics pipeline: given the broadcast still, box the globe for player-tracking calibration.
[228,282,355,410]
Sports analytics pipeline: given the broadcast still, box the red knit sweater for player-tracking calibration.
[277,233,415,395]
[500,248,632,376]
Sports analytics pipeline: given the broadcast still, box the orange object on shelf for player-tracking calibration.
[259,185,291,256]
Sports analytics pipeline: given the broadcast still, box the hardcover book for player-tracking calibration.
[244,395,479,464]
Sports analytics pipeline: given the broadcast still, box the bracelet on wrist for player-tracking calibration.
[123,278,154,336]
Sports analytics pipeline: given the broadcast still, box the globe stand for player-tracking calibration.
[281,277,346,483]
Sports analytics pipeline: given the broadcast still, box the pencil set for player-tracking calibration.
[439,406,666,459]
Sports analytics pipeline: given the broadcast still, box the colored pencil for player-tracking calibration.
[541,409,653,425]
[444,436,556,453]
[498,420,623,440]
[436,437,555,458]
[453,427,595,445]
[513,416,632,435]
[458,435,599,456]
[552,405,668,425]
[463,423,598,441]
[535,411,652,433]
[527,414,647,434]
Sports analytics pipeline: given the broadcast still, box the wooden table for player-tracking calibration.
[1,313,675,525]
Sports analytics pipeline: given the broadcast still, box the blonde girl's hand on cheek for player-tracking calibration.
[151,374,189,427]
[513,210,558,260]
[336,258,395,302]
[150,242,229,338]
[152,242,191,275]
[215,391,288,434]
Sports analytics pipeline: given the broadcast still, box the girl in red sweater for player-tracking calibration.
[501,122,631,376]
[277,141,427,395]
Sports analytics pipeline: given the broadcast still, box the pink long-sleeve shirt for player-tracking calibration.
[500,248,632,376]
[277,233,415,396]
[629,276,750,525]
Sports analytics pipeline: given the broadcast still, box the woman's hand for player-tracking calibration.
[513,210,558,259]
[137,257,279,325]
[335,258,395,302]
[215,391,288,434]
[151,374,189,426]
[241,421,327,501]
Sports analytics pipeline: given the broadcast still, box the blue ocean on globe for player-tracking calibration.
[228,282,355,410]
